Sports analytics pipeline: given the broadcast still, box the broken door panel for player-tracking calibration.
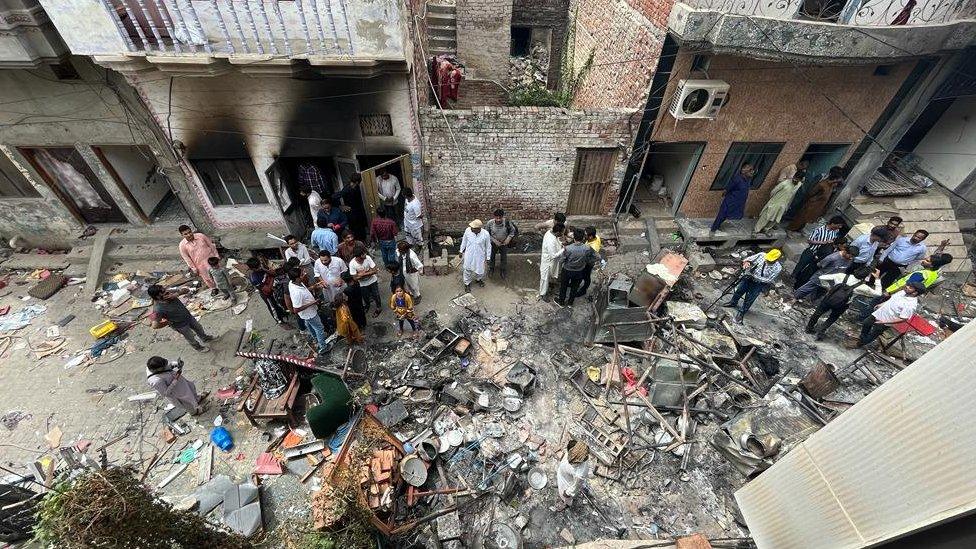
[266,159,307,238]
[19,146,127,224]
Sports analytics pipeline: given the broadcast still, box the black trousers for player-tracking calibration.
[792,247,819,287]
[858,316,888,346]
[877,258,906,290]
[807,303,847,336]
[259,293,287,323]
[576,263,594,297]
[558,269,586,305]
[489,244,508,275]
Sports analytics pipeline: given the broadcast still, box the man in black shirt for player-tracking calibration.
[148,284,216,352]
[333,173,369,241]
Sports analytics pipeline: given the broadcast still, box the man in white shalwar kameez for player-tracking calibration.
[554,439,591,511]
[539,221,565,298]
[459,219,491,292]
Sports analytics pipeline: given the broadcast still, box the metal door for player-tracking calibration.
[567,148,617,215]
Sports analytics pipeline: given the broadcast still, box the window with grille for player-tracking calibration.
[0,152,39,198]
[191,159,268,206]
[359,114,394,137]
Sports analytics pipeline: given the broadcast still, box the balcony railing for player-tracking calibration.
[98,0,358,56]
[684,0,975,26]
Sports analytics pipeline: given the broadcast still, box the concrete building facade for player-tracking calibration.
[617,0,976,224]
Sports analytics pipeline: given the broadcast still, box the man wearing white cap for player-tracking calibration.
[459,219,491,292]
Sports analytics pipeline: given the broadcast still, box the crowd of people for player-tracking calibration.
[719,213,952,349]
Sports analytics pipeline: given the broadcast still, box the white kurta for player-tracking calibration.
[459,228,491,285]
[404,198,424,244]
[398,248,424,298]
[556,455,590,500]
[539,230,564,297]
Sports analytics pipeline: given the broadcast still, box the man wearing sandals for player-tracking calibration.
[146,356,208,415]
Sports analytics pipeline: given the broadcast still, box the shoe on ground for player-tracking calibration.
[464,284,471,293]
[195,346,211,353]
[734,313,744,323]
[202,334,217,342]
[476,280,485,287]
[721,301,738,308]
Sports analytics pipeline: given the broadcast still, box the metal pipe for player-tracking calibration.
[224,0,250,53]
[99,0,138,52]
[271,1,293,56]
[293,0,315,54]
[256,0,279,55]
[133,0,166,50]
[242,0,265,54]
[118,0,150,50]
[165,0,196,52]
[153,0,181,52]
[208,0,234,53]
[183,0,213,53]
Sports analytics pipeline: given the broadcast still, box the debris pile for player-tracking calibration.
[509,42,550,89]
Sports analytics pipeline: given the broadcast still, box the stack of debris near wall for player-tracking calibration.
[847,190,971,273]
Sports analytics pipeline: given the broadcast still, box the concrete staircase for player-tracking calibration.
[426,3,457,56]
[616,215,681,253]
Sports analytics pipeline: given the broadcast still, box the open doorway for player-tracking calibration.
[267,156,339,238]
[637,142,706,216]
[93,145,189,225]
[357,154,413,226]
[785,143,850,220]
[20,146,128,225]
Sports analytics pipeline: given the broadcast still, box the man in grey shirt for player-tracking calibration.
[793,245,856,302]
[557,231,598,306]
[486,208,517,279]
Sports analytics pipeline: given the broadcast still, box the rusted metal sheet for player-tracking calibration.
[736,321,976,548]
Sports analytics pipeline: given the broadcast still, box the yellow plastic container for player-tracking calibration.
[89,320,118,339]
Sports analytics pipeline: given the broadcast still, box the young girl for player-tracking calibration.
[389,285,420,337]
[333,292,364,345]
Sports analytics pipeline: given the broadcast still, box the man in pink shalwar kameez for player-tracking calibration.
[178,225,219,288]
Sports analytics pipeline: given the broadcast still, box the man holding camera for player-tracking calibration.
[146,356,208,415]
[723,249,784,323]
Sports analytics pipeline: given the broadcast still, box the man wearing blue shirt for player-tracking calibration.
[316,199,348,233]
[848,226,889,271]
[310,219,339,255]
[878,230,929,289]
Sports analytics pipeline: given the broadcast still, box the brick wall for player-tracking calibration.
[420,106,636,230]
[456,0,512,82]
[512,0,571,87]
[649,52,916,218]
[571,0,670,109]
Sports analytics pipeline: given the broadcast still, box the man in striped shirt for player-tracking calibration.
[724,249,783,323]
[792,216,845,287]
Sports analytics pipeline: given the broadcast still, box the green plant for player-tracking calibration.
[34,466,248,549]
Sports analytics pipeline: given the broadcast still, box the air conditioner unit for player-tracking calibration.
[667,79,730,120]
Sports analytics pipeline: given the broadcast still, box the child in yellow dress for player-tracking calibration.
[389,285,420,337]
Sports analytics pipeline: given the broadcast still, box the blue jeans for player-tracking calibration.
[379,240,397,267]
[304,314,328,353]
[729,278,768,315]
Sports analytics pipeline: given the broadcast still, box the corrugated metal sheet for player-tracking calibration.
[735,320,976,548]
